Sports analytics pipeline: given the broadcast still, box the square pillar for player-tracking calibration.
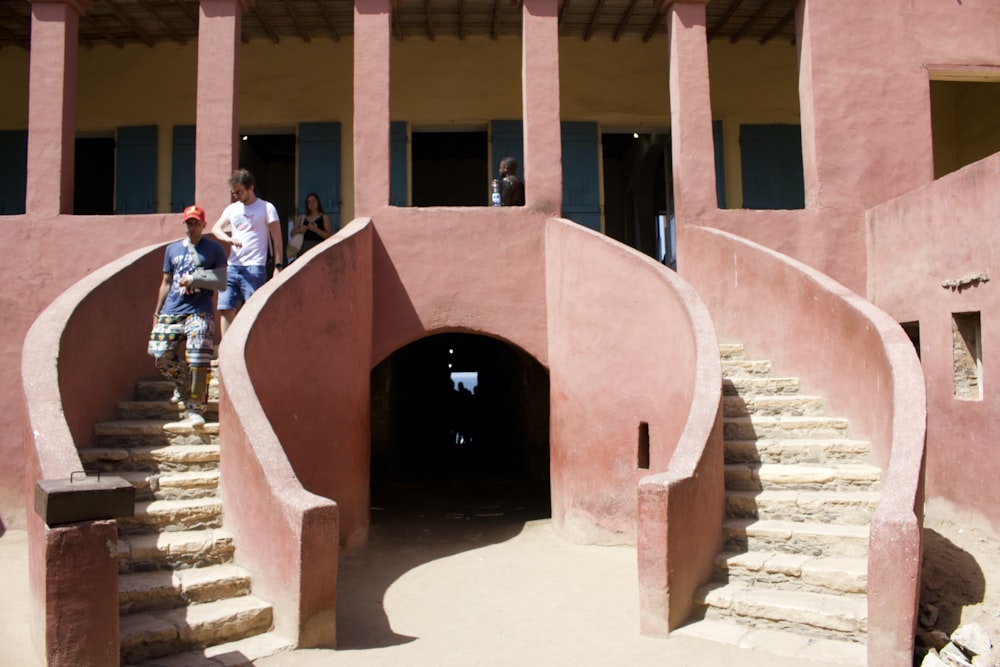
[26,0,91,217]
[664,0,717,220]
[521,0,562,214]
[195,0,247,216]
[353,0,392,215]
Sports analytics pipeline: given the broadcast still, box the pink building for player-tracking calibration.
[3,0,999,664]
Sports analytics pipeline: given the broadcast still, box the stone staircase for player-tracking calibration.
[80,374,293,666]
[676,343,878,665]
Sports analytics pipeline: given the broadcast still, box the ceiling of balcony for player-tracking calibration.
[0,0,797,50]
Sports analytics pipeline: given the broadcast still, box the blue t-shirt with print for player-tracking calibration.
[161,237,228,316]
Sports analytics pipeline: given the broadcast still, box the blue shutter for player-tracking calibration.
[170,125,195,212]
[390,121,407,207]
[490,120,524,184]
[713,120,726,209]
[298,122,342,229]
[0,130,27,215]
[739,124,805,210]
[116,125,158,214]
[561,121,601,231]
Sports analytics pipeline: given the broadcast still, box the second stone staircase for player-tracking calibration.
[675,343,878,665]
[81,375,293,666]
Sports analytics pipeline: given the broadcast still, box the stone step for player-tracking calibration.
[726,489,880,524]
[118,529,235,573]
[671,618,866,666]
[723,394,825,418]
[135,378,220,402]
[724,438,872,465]
[723,376,801,397]
[694,581,867,640]
[131,630,295,667]
[81,444,221,474]
[721,358,773,377]
[117,399,220,421]
[723,416,849,441]
[119,563,253,614]
[93,419,219,448]
[724,519,869,559]
[724,463,882,492]
[117,470,220,501]
[119,498,223,534]
[714,551,868,596]
[119,595,273,664]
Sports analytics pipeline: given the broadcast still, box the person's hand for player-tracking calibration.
[178,274,193,288]
[231,237,243,249]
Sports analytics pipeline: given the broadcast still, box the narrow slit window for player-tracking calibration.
[637,422,650,470]
[952,312,982,400]
[900,321,921,360]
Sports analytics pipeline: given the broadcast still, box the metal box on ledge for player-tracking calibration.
[35,471,135,526]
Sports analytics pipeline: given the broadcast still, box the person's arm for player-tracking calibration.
[153,272,171,322]
[314,214,334,240]
[212,211,241,248]
[290,215,307,235]
[269,219,284,270]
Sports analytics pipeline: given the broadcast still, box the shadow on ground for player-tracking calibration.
[920,527,986,635]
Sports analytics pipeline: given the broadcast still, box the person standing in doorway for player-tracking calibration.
[149,205,228,429]
[212,168,284,338]
[494,156,525,206]
[289,192,334,258]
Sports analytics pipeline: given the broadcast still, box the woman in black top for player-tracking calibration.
[290,193,334,257]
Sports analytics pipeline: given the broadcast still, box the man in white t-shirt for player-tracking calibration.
[211,168,284,337]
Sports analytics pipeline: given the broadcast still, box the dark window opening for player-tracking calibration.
[900,321,921,360]
[411,131,489,207]
[74,137,115,215]
[238,133,296,260]
[931,80,1000,179]
[601,132,670,261]
[637,422,650,470]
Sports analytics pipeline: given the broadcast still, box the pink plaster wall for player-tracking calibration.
[867,153,1000,537]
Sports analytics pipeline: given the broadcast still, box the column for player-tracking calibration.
[195,0,248,215]
[664,0,717,220]
[521,0,562,214]
[353,0,392,215]
[26,0,91,217]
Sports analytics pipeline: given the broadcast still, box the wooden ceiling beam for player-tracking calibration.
[251,4,281,43]
[425,0,436,40]
[706,0,744,41]
[103,0,156,47]
[391,6,403,40]
[759,6,793,44]
[458,0,466,39]
[729,0,776,43]
[612,0,639,42]
[491,0,501,40]
[83,12,125,48]
[641,9,661,42]
[137,0,187,44]
[279,0,311,41]
[316,0,341,41]
[583,0,605,41]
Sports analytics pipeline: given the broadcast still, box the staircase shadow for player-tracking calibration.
[335,478,551,650]
[919,527,986,636]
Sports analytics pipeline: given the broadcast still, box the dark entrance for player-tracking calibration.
[370,332,550,510]
[411,131,489,207]
[238,133,296,260]
[601,132,671,262]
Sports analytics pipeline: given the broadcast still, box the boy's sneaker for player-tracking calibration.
[187,412,206,429]
[170,388,184,405]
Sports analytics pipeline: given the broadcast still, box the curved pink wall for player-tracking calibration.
[681,225,927,667]
[868,154,1000,536]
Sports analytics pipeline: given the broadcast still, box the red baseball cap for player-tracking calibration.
[183,205,206,223]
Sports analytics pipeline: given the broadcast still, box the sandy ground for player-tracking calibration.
[2,484,997,667]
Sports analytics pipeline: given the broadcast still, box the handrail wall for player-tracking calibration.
[680,225,927,666]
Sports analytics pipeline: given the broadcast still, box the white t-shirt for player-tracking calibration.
[222,197,279,267]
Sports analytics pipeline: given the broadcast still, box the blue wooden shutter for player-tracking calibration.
[713,120,726,209]
[116,125,158,214]
[562,121,601,231]
[490,120,524,185]
[170,125,195,212]
[298,122,342,229]
[0,130,27,215]
[390,121,408,207]
[739,124,805,210]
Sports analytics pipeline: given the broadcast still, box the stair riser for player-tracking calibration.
[119,547,235,575]
[721,360,773,377]
[724,440,872,465]
[724,421,848,441]
[726,496,877,525]
[724,532,869,560]
[81,447,220,474]
[723,396,825,418]
[714,566,868,597]
[134,381,220,403]
[118,402,219,421]
[724,470,882,493]
[93,432,219,448]
[723,378,801,397]
[694,603,866,643]
[120,607,272,665]
[120,579,252,615]
[119,508,223,534]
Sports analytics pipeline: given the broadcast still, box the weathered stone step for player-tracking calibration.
[671,619,867,666]
[81,444,220,473]
[714,551,868,596]
[694,581,867,639]
[93,420,219,448]
[724,519,869,559]
[721,358,773,377]
[726,489,880,524]
[723,376,801,397]
[118,529,235,574]
[723,415,849,441]
[724,438,872,465]
[117,470,220,501]
[723,394,825,418]
[131,630,295,667]
[117,399,220,421]
[119,563,253,614]
[119,595,273,664]
[119,498,223,534]
[724,463,882,492]
[135,378,220,402]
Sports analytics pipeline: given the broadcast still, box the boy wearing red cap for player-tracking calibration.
[149,205,228,429]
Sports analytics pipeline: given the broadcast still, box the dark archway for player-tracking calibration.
[370,332,550,511]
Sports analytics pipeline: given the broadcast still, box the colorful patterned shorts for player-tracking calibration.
[147,312,215,366]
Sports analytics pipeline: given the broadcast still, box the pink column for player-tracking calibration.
[664,0,716,220]
[521,0,562,214]
[353,0,392,215]
[26,0,91,217]
[195,0,248,215]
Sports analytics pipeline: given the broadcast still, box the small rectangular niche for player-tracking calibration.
[952,312,982,400]
[900,321,921,360]
[637,422,650,470]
